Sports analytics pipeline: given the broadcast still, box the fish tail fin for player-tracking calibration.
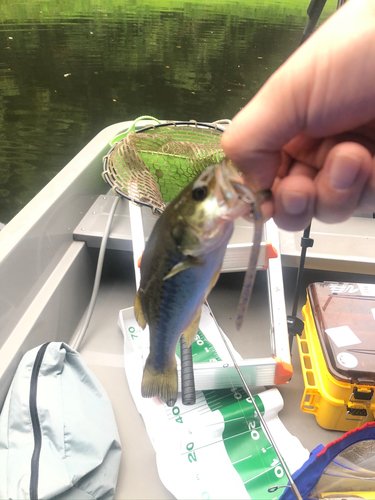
[141,357,178,407]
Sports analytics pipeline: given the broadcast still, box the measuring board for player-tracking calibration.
[166,388,285,499]
[119,307,309,500]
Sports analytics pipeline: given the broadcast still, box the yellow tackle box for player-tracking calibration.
[298,281,375,431]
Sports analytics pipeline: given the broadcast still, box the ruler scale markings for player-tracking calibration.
[202,385,290,498]
[232,454,253,465]
[244,467,274,484]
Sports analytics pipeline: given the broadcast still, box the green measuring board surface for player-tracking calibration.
[173,328,288,499]
[204,388,286,499]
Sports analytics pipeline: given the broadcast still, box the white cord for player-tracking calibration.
[72,195,120,351]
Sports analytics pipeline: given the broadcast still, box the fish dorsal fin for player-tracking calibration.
[183,306,202,347]
[134,291,147,329]
[163,256,202,281]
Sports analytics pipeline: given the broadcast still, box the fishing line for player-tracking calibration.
[205,301,303,500]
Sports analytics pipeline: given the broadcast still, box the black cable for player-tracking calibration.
[291,225,314,318]
[288,224,313,351]
[180,335,196,405]
[287,0,333,352]
[300,0,328,44]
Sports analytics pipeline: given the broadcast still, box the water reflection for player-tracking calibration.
[0,0,335,223]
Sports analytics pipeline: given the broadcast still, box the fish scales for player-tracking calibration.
[134,159,264,407]
[145,241,229,371]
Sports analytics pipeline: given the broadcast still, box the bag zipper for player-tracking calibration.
[29,342,50,500]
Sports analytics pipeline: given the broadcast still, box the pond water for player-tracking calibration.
[0,0,336,223]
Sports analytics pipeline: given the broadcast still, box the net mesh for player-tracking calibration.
[103,123,225,213]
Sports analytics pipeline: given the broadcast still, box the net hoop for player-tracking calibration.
[102,120,227,214]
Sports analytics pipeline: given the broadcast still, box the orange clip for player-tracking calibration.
[273,358,293,385]
[263,242,278,270]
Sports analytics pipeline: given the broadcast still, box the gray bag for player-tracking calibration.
[0,342,122,500]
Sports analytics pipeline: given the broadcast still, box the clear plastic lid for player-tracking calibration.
[308,282,375,385]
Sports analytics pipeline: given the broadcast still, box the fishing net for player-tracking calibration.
[102,120,226,212]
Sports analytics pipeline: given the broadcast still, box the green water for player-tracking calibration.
[0,0,336,223]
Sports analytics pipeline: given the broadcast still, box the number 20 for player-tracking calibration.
[186,442,197,463]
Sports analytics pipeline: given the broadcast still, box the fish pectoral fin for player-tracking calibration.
[134,291,147,329]
[163,256,202,281]
[183,306,201,347]
[141,357,178,407]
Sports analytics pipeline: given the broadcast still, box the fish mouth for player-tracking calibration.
[215,159,255,220]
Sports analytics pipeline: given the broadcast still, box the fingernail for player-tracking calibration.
[281,191,308,215]
[329,154,361,190]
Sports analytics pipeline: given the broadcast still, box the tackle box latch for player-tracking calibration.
[345,404,368,422]
[349,387,374,405]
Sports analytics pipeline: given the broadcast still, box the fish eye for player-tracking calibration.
[192,185,208,201]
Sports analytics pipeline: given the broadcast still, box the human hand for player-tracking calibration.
[221,0,375,231]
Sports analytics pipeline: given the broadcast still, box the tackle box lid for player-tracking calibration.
[307,281,375,385]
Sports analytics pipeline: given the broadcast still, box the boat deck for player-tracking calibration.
[77,247,371,498]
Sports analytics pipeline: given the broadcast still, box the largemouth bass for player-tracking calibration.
[134,159,264,407]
